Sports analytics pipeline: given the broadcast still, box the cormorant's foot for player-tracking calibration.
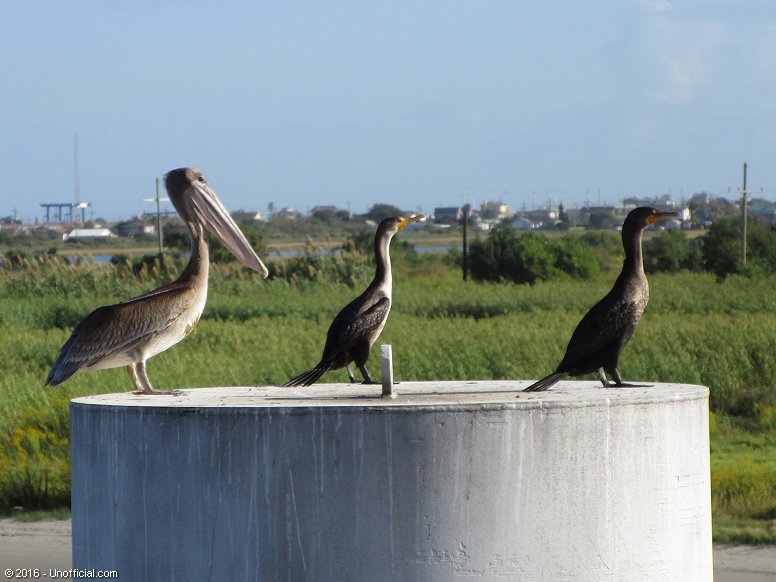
[360,380,379,385]
[611,382,651,388]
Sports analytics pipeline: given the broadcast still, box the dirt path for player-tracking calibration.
[0,518,71,572]
[0,518,772,580]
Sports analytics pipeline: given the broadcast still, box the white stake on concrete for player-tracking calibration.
[380,344,394,397]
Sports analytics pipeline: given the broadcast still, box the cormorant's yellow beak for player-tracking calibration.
[647,211,679,225]
[397,214,426,231]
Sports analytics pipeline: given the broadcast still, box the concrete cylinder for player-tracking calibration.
[70,381,712,581]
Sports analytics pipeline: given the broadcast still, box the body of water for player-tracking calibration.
[59,244,461,265]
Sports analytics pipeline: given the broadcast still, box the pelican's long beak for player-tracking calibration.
[188,180,269,277]
[647,210,679,225]
[397,214,426,231]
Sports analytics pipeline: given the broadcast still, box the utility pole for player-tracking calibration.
[741,163,747,265]
[462,202,470,281]
[155,178,164,258]
[144,179,169,257]
[728,163,764,266]
[74,135,80,205]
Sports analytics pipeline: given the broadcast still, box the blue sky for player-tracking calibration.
[2,1,775,222]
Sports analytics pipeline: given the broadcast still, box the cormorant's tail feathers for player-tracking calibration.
[283,364,330,387]
[523,371,568,392]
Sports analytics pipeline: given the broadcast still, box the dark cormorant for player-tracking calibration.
[523,206,677,392]
[284,214,424,387]
[47,168,268,394]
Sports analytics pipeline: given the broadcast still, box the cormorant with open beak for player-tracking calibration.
[47,168,268,394]
[284,214,424,387]
[524,207,677,392]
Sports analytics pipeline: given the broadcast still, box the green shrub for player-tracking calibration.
[469,226,598,284]
[266,251,371,288]
[580,230,621,252]
[644,230,703,273]
[0,407,71,510]
[702,216,776,276]
[553,236,600,279]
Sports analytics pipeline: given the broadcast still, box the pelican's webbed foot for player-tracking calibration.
[127,362,183,395]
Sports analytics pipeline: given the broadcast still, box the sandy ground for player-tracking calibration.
[0,518,774,580]
[0,519,72,573]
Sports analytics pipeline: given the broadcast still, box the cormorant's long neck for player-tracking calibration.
[620,225,645,281]
[177,221,210,286]
[371,231,393,291]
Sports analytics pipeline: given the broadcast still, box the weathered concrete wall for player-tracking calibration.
[70,381,712,581]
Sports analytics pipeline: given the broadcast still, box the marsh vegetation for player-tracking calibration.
[1,228,774,543]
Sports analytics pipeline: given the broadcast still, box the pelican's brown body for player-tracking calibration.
[46,168,268,394]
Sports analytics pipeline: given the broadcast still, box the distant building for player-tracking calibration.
[662,219,683,230]
[623,195,690,223]
[577,206,621,229]
[116,219,156,237]
[0,221,25,236]
[689,195,738,223]
[273,207,301,220]
[63,228,115,241]
[690,192,712,206]
[232,211,265,222]
[433,207,463,224]
[512,217,535,230]
[623,194,678,209]
[522,208,558,229]
[311,205,339,214]
[480,200,512,220]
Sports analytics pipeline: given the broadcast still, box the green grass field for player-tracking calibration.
[1,253,774,542]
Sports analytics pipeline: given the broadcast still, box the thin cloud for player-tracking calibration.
[639,0,671,13]
[650,18,728,104]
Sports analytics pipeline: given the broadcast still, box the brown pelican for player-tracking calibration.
[284,214,424,387]
[524,207,677,392]
[46,167,268,394]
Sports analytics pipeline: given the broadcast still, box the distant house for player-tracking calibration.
[116,219,156,237]
[480,201,512,220]
[274,207,301,220]
[232,210,265,222]
[623,194,678,209]
[311,205,339,214]
[578,206,620,229]
[523,209,558,229]
[512,217,535,230]
[433,207,463,224]
[63,228,115,242]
